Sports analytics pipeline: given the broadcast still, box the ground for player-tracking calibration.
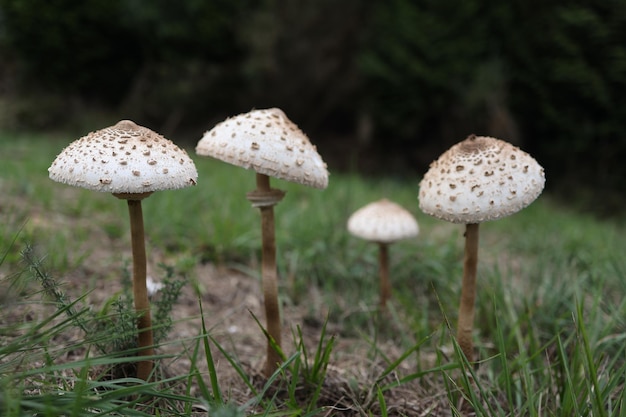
[1,192,466,416]
[8,256,457,416]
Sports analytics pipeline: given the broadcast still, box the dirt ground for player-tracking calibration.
[6,250,461,416]
[2,196,461,416]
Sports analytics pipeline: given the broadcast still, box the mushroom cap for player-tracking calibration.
[347,198,419,244]
[48,120,198,193]
[196,108,329,189]
[418,135,545,224]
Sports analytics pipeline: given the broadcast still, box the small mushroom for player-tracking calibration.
[418,134,545,361]
[48,120,198,380]
[196,108,329,377]
[347,199,419,309]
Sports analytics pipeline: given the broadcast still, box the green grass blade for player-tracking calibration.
[198,296,223,405]
[555,331,580,416]
[576,301,608,417]
[376,384,389,417]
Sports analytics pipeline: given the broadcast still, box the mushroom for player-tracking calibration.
[347,198,419,309]
[418,134,545,361]
[48,120,198,380]
[196,108,329,377]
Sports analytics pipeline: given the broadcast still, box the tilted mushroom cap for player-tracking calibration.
[196,108,329,189]
[48,120,198,193]
[347,198,419,244]
[418,135,545,224]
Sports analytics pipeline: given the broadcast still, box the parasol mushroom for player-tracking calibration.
[196,108,329,377]
[48,120,198,380]
[347,198,419,309]
[418,135,545,361]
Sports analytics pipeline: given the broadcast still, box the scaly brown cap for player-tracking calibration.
[418,135,545,224]
[196,108,329,189]
[48,120,198,193]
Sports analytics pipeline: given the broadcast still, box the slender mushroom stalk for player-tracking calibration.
[247,173,285,376]
[457,223,479,361]
[418,135,545,363]
[116,192,154,380]
[347,199,419,310]
[48,120,198,381]
[377,242,391,309]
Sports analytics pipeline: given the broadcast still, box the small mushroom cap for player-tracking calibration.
[196,108,329,189]
[48,120,198,193]
[347,198,419,244]
[418,135,545,224]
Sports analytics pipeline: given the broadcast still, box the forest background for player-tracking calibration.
[1,0,624,216]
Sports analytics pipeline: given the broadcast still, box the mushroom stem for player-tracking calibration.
[457,223,479,362]
[127,199,154,380]
[255,173,283,377]
[378,242,391,309]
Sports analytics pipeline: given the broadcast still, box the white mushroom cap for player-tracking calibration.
[347,198,419,244]
[48,120,198,193]
[418,135,545,224]
[196,108,329,189]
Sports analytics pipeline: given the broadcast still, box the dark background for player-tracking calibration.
[1,0,625,215]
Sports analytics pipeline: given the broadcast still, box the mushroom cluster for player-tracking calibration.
[196,108,329,376]
[46,112,545,385]
[418,135,545,361]
[49,120,198,380]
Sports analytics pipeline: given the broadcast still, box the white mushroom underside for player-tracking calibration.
[348,199,419,244]
[48,121,198,193]
[418,136,545,224]
[196,108,329,189]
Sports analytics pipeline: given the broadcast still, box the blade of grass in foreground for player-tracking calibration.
[287,318,335,413]
[0,222,24,266]
[4,365,197,416]
[494,300,515,413]
[376,384,389,417]
[375,331,452,392]
[576,301,608,417]
[198,296,223,405]
[556,331,581,415]
[202,315,303,414]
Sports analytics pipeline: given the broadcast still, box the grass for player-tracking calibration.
[1,132,626,415]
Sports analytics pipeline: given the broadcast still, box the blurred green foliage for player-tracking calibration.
[0,0,625,212]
